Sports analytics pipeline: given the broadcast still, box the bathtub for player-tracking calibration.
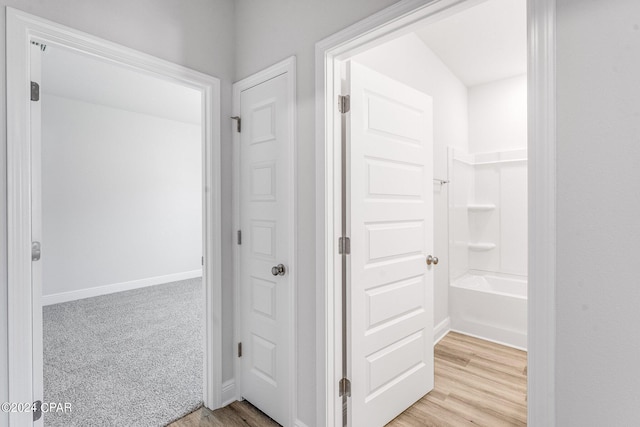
[450,273,527,350]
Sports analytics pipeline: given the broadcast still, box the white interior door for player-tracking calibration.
[346,61,435,427]
[31,41,45,427]
[239,72,292,425]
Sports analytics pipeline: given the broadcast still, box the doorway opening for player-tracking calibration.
[317,0,555,425]
[6,8,223,426]
[39,43,205,426]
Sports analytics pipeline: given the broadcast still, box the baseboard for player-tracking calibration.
[42,269,203,306]
[295,419,311,427]
[221,379,236,407]
[450,328,527,352]
[434,316,451,345]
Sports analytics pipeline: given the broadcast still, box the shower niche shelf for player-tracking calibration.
[468,242,496,251]
[467,203,496,212]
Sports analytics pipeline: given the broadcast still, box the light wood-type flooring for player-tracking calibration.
[170,332,527,427]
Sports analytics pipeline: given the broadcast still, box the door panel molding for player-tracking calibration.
[315,0,556,426]
[232,56,297,426]
[6,8,223,424]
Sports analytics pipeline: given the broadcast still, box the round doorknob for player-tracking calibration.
[426,255,439,266]
[271,264,286,276]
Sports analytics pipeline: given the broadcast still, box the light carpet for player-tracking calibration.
[43,278,203,426]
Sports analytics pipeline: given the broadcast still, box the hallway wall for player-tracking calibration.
[556,0,640,424]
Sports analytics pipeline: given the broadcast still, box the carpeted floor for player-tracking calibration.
[43,278,203,427]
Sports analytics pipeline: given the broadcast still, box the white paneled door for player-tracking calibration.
[346,61,435,426]
[238,70,293,426]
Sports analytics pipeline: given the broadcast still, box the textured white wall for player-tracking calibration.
[556,0,640,424]
[352,32,469,337]
[0,0,236,419]
[41,94,202,298]
[468,74,527,154]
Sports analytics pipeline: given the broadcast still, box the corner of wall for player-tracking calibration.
[221,379,236,407]
[434,317,451,344]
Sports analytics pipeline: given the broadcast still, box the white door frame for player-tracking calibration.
[232,57,297,425]
[315,0,556,426]
[6,7,223,425]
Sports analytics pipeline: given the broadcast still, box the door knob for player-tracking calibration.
[271,264,286,276]
[426,255,439,266]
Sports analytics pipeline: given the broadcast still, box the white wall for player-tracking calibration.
[556,0,640,425]
[468,74,527,153]
[0,0,236,419]
[352,32,469,337]
[41,94,202,302]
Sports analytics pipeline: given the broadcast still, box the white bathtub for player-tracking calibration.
[450,273,527,350]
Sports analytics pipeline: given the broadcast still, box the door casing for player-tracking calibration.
[6,8,223,425]
[315,0,557,426]
[231,56,297,425]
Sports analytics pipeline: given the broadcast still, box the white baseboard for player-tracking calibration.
[434,316,451,345]
[450,327,527,352]
[42,269,202,306]
[295,419,311,427]
[221,379,236,407]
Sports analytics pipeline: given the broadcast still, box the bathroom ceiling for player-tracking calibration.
[41,45,202,125]
[415,0,527,87]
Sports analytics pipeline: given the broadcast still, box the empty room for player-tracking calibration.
[39,44,205,425]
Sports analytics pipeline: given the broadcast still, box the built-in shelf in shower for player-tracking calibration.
[468,242,496,251]
[467,203,496,212]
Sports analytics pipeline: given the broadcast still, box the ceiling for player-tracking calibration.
[41,45,202,125]
[415,0,527,87]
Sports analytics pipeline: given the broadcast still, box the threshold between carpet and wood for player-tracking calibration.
[172,331,527,427]
[43,277,203,427]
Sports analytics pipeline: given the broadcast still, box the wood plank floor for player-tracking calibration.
[387,332,527,427]
[170,332,527,427]
[168,400,279,427]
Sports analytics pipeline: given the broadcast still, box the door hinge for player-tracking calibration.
[237,230,242,245]
[33,400,42,421]
[339,237,350,255]
[338,95,350,114]
[231,116,241,133]
[31,81,40,102]
[32,241,41,261]
[339,378,351,397]
[238,342,242,357]
[201,256,204,266]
